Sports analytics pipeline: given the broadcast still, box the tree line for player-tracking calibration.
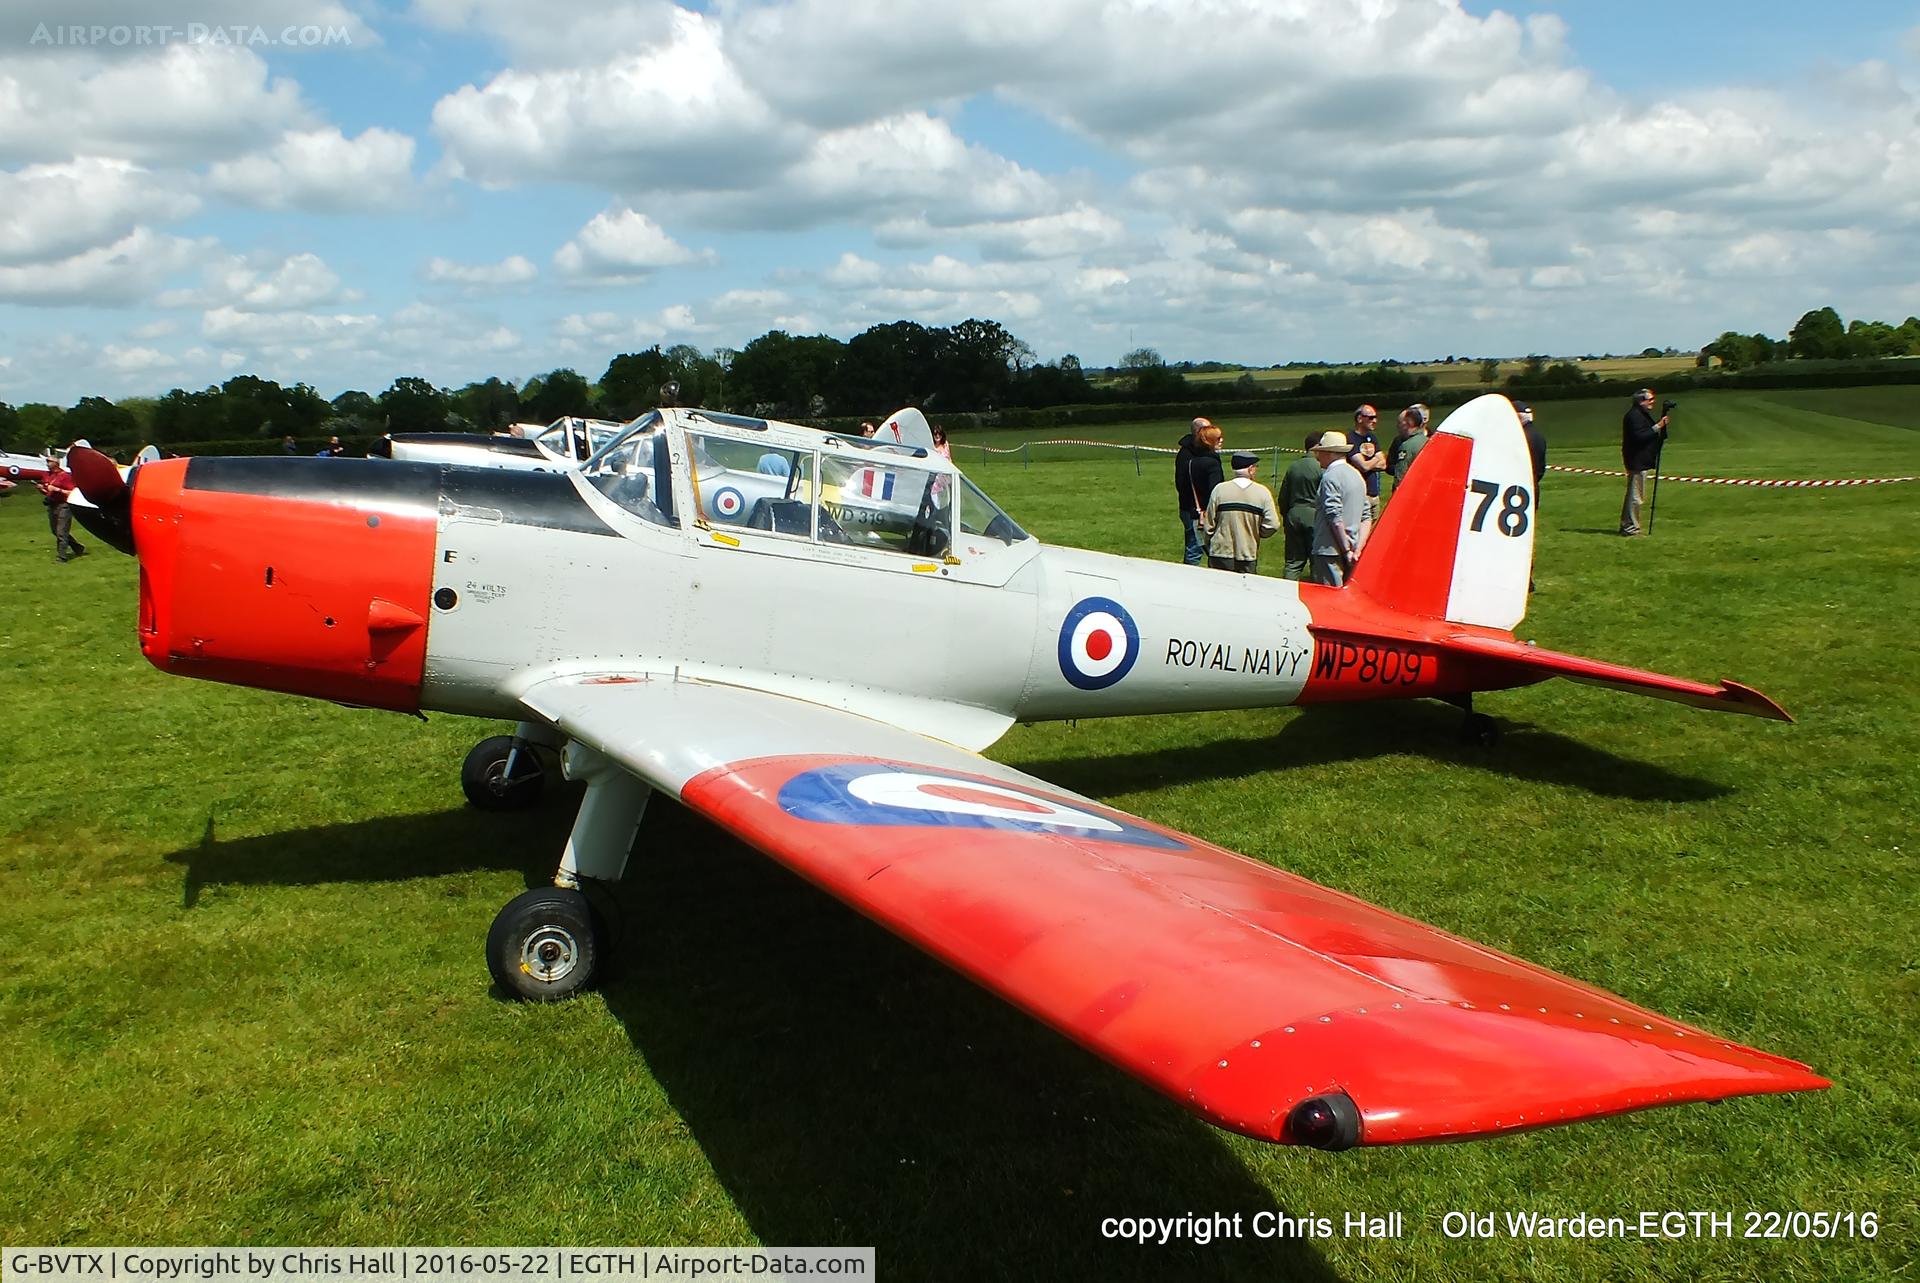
[1699,307,1920,371]
[0,319,1122,451]
[2,307,1914,453]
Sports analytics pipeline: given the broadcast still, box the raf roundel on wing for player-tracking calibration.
[776,763,1186,849]
[710,485,746,519]
[1058,596,1140,690]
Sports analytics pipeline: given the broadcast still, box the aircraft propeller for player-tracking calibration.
[66,445,137,555]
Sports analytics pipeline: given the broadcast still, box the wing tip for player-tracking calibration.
[1190,1005,1829,1148]
[1721,679,1793,722]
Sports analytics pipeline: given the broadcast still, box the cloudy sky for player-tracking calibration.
[1,0,1917,403]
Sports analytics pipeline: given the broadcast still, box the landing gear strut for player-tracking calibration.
[1447,694,1501,747]
[483,736,651,1002]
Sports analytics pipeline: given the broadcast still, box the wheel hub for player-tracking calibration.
[487,757,530,796]
[519,925,580,983]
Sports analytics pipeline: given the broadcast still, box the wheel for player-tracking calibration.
[1460,712,1500,747]
[487,887,599,1001]
[461,735,545,811]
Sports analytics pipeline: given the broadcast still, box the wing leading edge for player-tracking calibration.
[520,674,1825,1146]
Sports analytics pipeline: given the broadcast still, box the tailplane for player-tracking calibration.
[1326,395,1789,722]
[1348,394,1535,630]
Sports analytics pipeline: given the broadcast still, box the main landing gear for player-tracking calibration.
[465,723,652,1002]
[1447,694,1501,748]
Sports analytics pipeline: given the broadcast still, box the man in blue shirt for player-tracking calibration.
[1347,404,1386,521]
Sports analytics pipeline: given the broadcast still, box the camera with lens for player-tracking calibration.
[1662,399,1678,412]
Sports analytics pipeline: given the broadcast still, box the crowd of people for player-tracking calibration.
[1174,389,1674,578]
[1175,403,1447,583]
[1173,395,1578,584]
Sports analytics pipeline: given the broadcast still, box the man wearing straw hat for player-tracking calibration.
[1310,430,1366,587]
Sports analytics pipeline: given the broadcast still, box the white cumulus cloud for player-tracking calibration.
[553,207,706,281]
[433,7,803,191]
[0,45,310,166]
[0,158,198,265]
[208,126,417,212]
[422,254,539,287]
[0,227,210,306]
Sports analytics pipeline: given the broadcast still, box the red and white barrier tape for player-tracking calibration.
[1544,465,1916,487]
[978,438,1179,454]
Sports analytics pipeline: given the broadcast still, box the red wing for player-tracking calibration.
[522,676,1823,1146]
[1438,632,1793,721]
[683,753,1822,1145]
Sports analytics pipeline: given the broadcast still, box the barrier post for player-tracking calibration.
[1023,442,1030,470]
[1134,444,1141,476]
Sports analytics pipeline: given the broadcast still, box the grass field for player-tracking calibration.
[2,386,1915,1280]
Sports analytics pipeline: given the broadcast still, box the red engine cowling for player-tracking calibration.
[131,457,438,712]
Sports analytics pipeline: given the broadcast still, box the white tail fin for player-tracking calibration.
[873,407,938,454]
[1347,394,1537,630]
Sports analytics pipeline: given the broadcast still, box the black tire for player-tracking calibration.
[487,887,598,1001]
[1461,712,1500,747]
[461,735,545,811]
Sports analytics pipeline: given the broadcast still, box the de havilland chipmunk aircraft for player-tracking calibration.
[66,394,1822,1151]
[2,449,55,483]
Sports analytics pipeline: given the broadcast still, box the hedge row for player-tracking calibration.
[135,436,382,459]
[827,362,1920,434]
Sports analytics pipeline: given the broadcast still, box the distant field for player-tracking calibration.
[1099,353,1702,391]
[2,385,1914,1280]
[957,385,1920,478]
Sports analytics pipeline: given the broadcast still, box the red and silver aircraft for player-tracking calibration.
[2,449,55,483]
[67,394,1821,1150]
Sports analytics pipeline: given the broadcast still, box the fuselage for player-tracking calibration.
[2,450,53,483]
[124,405,1533,751]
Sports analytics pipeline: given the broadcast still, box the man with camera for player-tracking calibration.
[1619,388,1671,536]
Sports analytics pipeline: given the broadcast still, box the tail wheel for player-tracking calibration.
[461,735,546,811]
[1460,712,1500,748]
[487,887,599,1001]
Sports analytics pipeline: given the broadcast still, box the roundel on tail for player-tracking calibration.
[1059,596,1140,690]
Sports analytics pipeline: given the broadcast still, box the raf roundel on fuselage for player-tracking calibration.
[1058,596,1141,690]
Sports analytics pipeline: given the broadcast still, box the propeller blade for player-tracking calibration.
[68,446,127,506]
[65,446,137,555]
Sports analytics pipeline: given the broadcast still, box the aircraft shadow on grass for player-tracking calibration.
[1006,700,1732,805]
[595,803,1342,1283]
[167,800,1343,1282]
[164,800,576,908]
